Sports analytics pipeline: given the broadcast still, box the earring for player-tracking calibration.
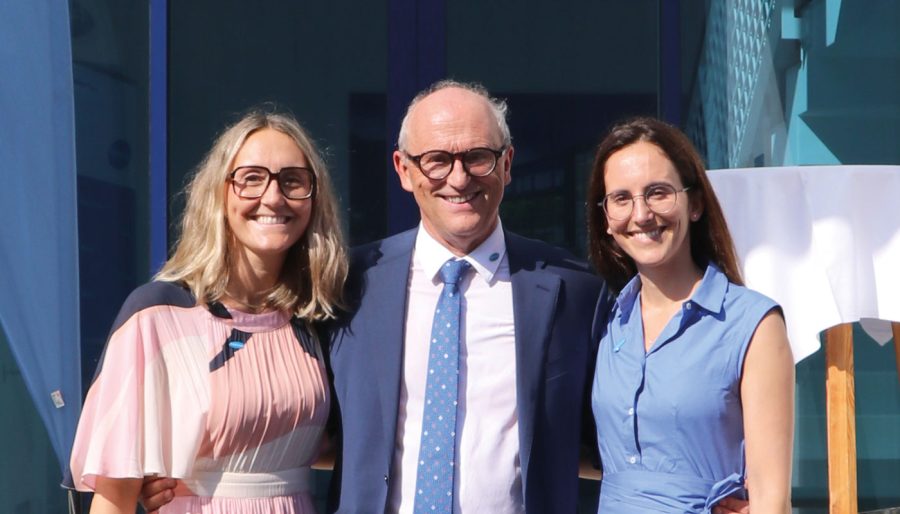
[691,213,700,221]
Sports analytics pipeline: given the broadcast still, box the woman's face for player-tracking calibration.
[225,128,313,269]
[602,141,701,275]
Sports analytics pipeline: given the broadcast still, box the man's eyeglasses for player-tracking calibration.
[600,184,691,221]
[403,147,506,180]
[228,166,316,200]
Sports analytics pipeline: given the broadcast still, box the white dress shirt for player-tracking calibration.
[387,221,523,513]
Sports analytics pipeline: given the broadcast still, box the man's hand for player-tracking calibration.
[138,476,177,513]
[713,496,750,514]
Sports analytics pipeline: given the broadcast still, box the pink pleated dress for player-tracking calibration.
[70,282,329,513]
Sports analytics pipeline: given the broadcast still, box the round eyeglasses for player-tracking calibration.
[403,147,506,180]
[229,166,316,200]
[600,184,691,221]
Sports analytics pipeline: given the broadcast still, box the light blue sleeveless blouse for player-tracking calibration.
[591,263,778,513]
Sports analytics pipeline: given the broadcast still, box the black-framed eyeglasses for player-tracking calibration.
[228,166,316,200]
[403,146,507,180]
[600,184,691,221]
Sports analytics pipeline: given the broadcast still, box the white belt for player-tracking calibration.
[180,467,310,498]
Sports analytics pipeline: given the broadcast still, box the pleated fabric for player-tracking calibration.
[70,282,328,513]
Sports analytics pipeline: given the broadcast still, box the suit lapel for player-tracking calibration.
[506,232,560,490]
[365,230,416,456]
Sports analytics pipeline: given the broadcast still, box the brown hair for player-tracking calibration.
[586,116,742,293]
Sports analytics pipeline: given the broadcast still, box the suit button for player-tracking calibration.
[384,474,389,482]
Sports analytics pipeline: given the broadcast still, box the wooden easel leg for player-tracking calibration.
[825,323,857,514]
[893,322,900,387]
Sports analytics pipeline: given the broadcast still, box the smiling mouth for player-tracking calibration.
[252,215,290,225]
[630,228,663,240]
[442,192,478,204]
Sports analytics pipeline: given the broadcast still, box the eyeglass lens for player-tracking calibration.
[232,166,314,199]
[603,184,680,220]
[417,148,499,178]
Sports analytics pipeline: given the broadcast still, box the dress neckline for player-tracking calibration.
[207,301,291,332]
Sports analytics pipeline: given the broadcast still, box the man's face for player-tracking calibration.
[393,87,513,256]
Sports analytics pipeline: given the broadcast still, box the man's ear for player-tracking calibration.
[501,145,514,186]
[393,150,414,192]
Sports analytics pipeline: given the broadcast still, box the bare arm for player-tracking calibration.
[741,310,795,513]
[90,477,142,514]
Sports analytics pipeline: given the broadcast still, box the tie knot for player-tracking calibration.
[439,259,470,286]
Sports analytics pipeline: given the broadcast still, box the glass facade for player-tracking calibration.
[4,0,896,511]
[70,0,152,385]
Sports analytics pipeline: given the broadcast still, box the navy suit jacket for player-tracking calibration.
[327,228,608,513]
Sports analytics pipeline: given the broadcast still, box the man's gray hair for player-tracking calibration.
[397,79,512,150]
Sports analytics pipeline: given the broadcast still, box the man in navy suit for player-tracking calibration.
[327,80,607,513]
[141,80,605,514]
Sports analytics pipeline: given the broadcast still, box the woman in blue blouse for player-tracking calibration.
[586,117,794,513]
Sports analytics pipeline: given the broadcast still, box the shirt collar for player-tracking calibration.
[614,273,643,320]
[414,220,507,285]
[613,262,729,317]
[688,262,728,314]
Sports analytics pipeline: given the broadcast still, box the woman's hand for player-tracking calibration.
[713,495,750,514]
[137,476,178,513]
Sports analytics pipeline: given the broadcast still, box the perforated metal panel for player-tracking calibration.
[687,0,775,168]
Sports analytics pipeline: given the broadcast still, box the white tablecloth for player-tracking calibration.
[708,165,900,362]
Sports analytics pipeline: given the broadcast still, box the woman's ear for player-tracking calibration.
[689,194,704,221]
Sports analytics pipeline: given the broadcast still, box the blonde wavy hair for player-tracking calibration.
[156,109,348,320]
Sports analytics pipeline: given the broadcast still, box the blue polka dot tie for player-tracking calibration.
[414,258,471,514]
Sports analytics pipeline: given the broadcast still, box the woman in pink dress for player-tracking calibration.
[69,110,348,513]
